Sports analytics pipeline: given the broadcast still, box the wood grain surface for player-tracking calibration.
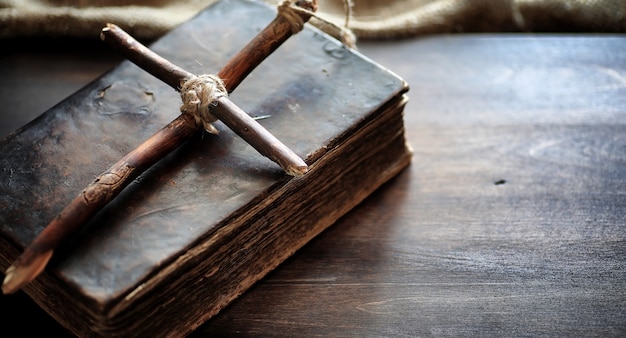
[1,34,625,336]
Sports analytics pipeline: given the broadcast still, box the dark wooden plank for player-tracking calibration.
[1,35,625,336]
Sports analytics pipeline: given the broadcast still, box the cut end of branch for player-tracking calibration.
[2,250,53,294]
[100,24,114,41]
[284,157,308,176]
[288,164,308,177]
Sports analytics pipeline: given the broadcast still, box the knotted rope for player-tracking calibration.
[277,0,357,48]
[179,74,227,134]
[277,0,306,34]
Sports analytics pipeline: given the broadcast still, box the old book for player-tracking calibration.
[0,0,411,336]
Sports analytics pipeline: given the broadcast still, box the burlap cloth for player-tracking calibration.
[1,0,625,43]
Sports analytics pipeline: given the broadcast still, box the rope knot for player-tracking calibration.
[277,0,357,49]
[277,0,306,34]
[180,74,227,134]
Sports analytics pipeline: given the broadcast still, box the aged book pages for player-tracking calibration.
[0,0,411,336]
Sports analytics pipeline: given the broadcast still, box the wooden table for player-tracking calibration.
[1,34,625,336]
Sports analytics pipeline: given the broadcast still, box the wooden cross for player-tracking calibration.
[2,0,317,295]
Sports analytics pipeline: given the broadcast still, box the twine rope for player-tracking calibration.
[179,74,227,134]
[277,0,357,48]
[277,0,306,34]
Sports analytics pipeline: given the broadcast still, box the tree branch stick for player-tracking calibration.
[2,0,316,295]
